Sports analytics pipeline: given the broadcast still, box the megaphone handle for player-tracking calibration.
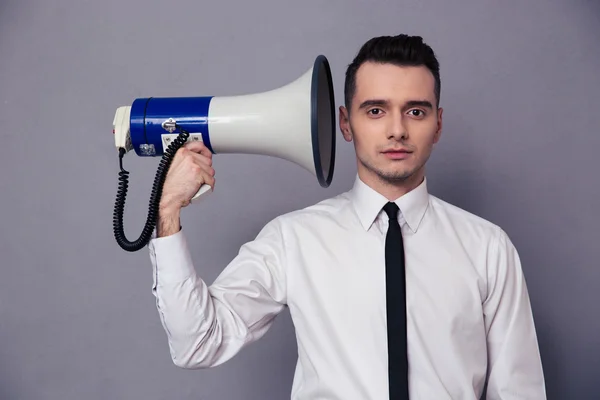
[191,183,213,201]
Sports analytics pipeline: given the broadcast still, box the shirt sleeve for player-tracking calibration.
[483,228,547,399]
[148,217,288,369]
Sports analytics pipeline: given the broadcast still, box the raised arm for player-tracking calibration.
[147,140,288,369]
[149,218,287,369]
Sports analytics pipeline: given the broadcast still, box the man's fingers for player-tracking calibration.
[188,151,213,167]
[188,152,215,176]
[196,167,216,190]
[184,140,213,158]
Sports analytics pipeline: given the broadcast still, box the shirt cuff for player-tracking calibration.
[149,228,197,284]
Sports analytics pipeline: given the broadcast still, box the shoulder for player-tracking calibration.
[427,195,522,284]
[428,193,510,245]
[284,191,352,223]
[245,191,352,251]
[263,190,353,233]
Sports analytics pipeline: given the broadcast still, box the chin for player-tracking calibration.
[359,157,423,182]
[372,165,415,182]
[378,172,414,183]
[378,162,426,182]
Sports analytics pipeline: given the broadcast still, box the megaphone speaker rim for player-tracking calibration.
[311,54,336,188]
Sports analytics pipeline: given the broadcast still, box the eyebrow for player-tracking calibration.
[358,99,389,109]
[357,99,434,110]
[404,100,433,110]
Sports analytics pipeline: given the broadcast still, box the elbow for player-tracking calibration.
[170,347,216,369]
[164,313,245,370]
[171,355,209,370]
[167,335,224,370]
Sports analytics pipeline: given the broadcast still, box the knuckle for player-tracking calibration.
[190,164,202,174]
[184,154,195,165]
[189,141,205,149]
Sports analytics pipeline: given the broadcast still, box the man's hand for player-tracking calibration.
[157,141,215,237]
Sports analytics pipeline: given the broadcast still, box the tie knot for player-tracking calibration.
[383,202,399,220]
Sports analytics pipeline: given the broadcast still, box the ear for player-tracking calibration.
[339,106,353,142]
[433,107,443,144]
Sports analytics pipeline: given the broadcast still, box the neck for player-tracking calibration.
[357,167,425,201]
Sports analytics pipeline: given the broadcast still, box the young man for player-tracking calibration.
[149,34,547,399]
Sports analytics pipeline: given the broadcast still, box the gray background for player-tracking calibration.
[0,0,598,399]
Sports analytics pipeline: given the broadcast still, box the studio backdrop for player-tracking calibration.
[0,0,598,399]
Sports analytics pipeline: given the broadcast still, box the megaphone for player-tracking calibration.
[112,55,336,252]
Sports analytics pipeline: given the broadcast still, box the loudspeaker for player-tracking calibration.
[113,54,336,199]
[111,55,336,252]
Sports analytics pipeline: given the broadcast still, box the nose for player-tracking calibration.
[388,112,407,141]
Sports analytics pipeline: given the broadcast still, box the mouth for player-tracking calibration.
[381,148,413,160]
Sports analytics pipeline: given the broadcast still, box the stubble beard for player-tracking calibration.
[358,154,423,185]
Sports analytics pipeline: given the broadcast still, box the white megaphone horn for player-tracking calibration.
[112,55,337,252]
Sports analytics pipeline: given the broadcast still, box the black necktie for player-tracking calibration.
[383,202,409,399]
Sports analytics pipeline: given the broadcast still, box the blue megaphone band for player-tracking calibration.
[130,96,215,156]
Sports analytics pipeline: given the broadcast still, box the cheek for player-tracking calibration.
[408,121,439,146]
[353,131,380,154]
[352,118,386,145]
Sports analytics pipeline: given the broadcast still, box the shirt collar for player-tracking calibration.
[350,174,430,233]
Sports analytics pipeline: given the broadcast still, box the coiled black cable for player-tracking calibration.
[113,125,190,252]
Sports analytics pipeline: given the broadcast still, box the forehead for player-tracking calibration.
[353,62,436,106]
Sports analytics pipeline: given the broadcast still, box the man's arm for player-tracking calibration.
[483,228,546,399]
[148,217,287,369]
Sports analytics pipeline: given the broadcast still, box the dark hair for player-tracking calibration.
[344,34,441,110]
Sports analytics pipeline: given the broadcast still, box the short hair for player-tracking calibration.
[344,34,441,110]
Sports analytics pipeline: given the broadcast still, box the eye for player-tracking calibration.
[407,109,425,117]
[367,108,384,116]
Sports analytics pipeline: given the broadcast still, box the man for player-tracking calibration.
[149,34,546,399]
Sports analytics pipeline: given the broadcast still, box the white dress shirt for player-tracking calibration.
[148,175,546,400]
